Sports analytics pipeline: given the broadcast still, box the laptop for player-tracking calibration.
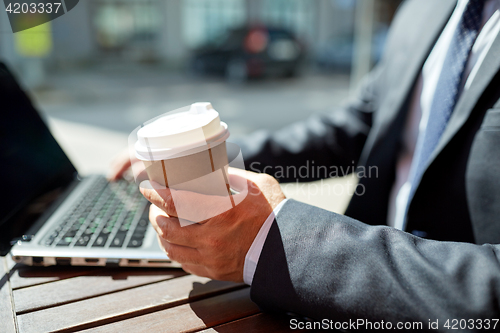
[1,63,177,267]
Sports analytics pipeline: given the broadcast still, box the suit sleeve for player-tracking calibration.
[235,65,382,183]
[251,200,500,331]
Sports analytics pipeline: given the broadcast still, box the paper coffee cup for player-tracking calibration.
[134,102,232,197]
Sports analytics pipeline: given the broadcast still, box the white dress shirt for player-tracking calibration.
[244,0,500,285]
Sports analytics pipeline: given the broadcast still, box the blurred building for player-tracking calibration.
[0,0,401,87]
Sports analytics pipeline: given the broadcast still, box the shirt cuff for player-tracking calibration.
[243,198,288,285]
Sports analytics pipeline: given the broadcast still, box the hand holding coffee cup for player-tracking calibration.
[134,103,286,281]
[134,102,236,225]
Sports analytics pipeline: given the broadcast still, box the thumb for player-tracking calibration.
[227,167,268,192]
[140,180,235,223]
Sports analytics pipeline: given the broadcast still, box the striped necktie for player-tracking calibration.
[405,0,486,223]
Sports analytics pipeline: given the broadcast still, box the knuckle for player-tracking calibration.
[207,235,223,251]
[260,173,273,181]
[258,173,275,185]
[158,219,170,239]
[149,208,168,238]
[164,193,177,215]
[144,190,155,203]
[158,222,168,239]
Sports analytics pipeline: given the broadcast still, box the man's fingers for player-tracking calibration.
[228,167,285,209]
[108,160,131,181]
[181,263,211,278]
[156,235,202,265]
[140,180,234,223]
[228,167,259,182]
[149,205,200,248]
[107,150,134,181]
[140,181,178,217]
[133,162,149,183]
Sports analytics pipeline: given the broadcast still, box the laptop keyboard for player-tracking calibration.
[42,177,150,249]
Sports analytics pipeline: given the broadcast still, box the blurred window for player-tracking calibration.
[183,0,246,49]
[261,0,315,43]
[91,0,161,53]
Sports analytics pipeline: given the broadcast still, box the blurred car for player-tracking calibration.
[190,26,305,82]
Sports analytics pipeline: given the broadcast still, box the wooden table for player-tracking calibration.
[0,256,295,332]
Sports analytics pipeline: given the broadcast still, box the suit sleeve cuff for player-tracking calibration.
[243,199,288,285]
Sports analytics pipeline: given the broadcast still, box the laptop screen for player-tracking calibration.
[0,63,76,255]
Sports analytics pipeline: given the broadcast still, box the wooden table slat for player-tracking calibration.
[197,313,300,333]
[82,288,259,333]
[0,257,18,333]
[13,268,186,314]
[9,264,107,290]
[16,275,245,333]
[8,254,186,290]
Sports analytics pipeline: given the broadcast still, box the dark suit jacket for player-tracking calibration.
[237,0,500,329]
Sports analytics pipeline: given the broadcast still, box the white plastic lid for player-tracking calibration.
[135,102,229,161]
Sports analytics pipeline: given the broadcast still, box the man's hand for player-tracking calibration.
[140,168,286,282]
[107,148,144,181]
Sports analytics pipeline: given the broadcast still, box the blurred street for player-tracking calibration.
[32,65,350,136]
